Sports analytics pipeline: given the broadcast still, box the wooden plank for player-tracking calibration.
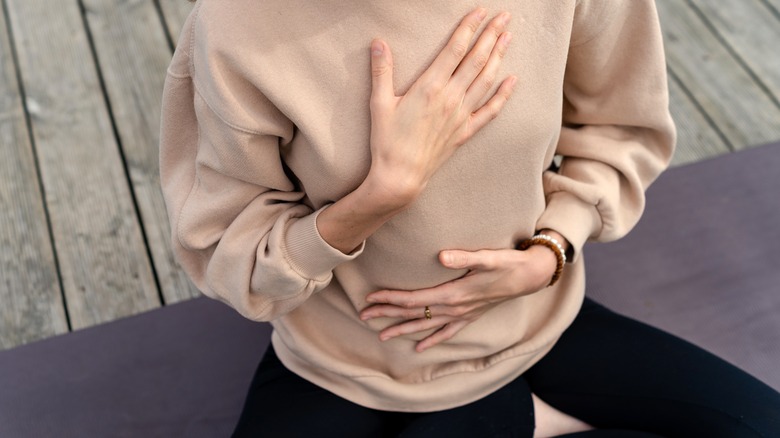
[689,0,780,108]
[759,0,780,17]
[157,0,194,47]
[5,0,159,329]
[83,0,200,303]
[656,0,780,149]
[0,4,68,349]
[667,69,732,167]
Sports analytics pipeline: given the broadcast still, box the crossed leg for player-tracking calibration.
[524,297,780,437]
[233,297,780,437]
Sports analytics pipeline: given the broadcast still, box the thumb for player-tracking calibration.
[370,39,394,104]
[439,250,493,270]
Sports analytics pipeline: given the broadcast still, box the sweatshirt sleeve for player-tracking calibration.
[159,7,363,321]
[535,0,677,261]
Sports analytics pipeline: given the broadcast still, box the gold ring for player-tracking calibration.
[424,306,432,320]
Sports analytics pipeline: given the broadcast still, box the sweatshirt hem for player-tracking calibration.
[273,333,559,412]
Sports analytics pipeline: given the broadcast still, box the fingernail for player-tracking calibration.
[442,252,453,266]
[501,12,511,26]
[371,40,383,56]
[477,8,487,21]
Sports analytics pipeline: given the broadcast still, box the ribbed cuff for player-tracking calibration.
[283,205,365,280]
[535,191,602,263]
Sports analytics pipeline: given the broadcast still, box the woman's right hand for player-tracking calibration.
[365,8,516,208]
[316,9,515,254]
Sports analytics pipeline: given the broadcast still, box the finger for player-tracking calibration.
[462,31,512,110]
[379,316,451,341]
[366,284,457,308]
[448,13,511,94]
[426,8,488,82]
[362,301,477,321]
[467,75,517,132]
[370,39,394,108]
[360,304,432,321]
[440,249,502,270]
[416,321,469,352]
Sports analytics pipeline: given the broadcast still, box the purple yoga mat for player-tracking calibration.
[0,297,271,437]
[585,142,780,391]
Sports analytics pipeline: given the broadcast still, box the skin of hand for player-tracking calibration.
[316,8,517,254]
[360,229,571,352]
[365,9,516,207]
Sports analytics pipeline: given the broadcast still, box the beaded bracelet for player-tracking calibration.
[517,234,566,287]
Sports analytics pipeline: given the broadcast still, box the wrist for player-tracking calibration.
[316,176,410,255]
[360,167,424,211]
[524,245,559,288]
[518,233,567,287]
[538,229,570,255]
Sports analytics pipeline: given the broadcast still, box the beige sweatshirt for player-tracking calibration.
[160,0,675,411]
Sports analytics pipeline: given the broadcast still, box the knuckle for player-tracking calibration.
[451,42,469,59]
[444,96,461,113]
[503,86,513,98]
[371,64,389,78]
[496,43,508,59]
[454,111,468,126]
[421,81,442,99]
[452,305,469,316]
[472,53,489,70]
[480,78,494,93]
[442,294,458,306]
[491,23,504,39]
[502,89,513,102]
[496,85,509,100]
[440,306,457,317]
[480,76,495,93]
[466,18,481,34]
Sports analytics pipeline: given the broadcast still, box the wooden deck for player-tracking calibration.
[1,0,779,351]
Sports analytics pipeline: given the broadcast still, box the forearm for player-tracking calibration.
[316,175,411,254]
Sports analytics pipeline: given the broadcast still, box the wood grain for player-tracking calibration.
[0,2,68,349]
[689,0,780,105]
[82,0,199,303]
[157,0,194,47]
[667,70,732,167]
[5,0,159,329]
[657,0,780,149]
[759,0,780,17]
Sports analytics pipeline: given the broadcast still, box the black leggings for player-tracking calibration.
[232,297,780,437]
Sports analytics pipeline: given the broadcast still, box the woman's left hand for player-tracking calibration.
[360,245,558,352]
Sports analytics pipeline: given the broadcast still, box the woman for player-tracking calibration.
[160,0,780,436]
